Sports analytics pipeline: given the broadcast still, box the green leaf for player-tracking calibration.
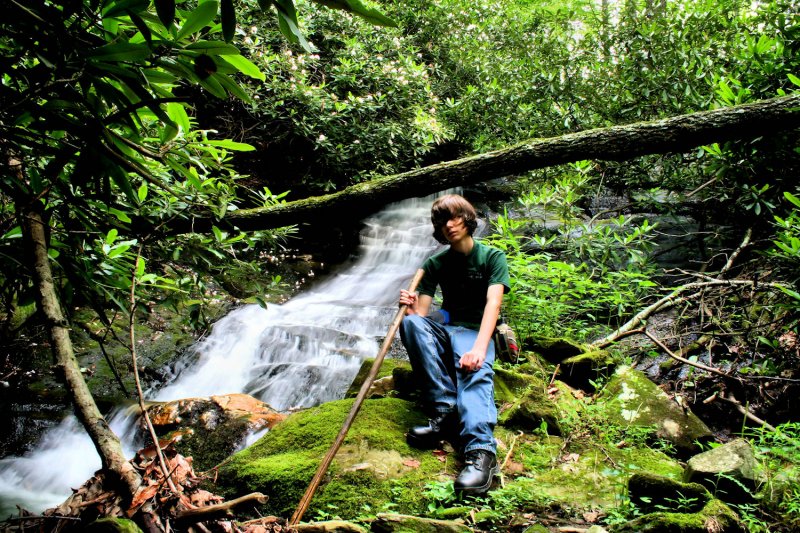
[138,183,148,202]
[88,42,151,62]
[108,244,132,258]
[155,0,176,27]
[166,102,192,133]
[313,0,397,27]
[213,72,252,102]
[103,0,149,18]
[136,256,146,277]
[185,41,241,55]
[788,73,800,88]
[199,72,228,99]
[220,54,266,81]
[204,139,256,151]
[221,0,236,43]
[785,191,800,208]
[272,0,312,52]
[105,229,119,244]
[212,226,223,241]
[109,208,132,223]
[177,1,220,40]
[127,10,152,45]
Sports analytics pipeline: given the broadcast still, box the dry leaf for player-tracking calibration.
[402,459,421,468]
[561,453,580,463]
[128,483,159,512]
[583,510,600,523]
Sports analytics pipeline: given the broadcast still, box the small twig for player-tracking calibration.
[548,364,561,387]
[718,391,776,432]
[499,431,523,488]
[719,228,752,277]
[644,330,735,380]
[130,248,179,495]
[175,493,268,523]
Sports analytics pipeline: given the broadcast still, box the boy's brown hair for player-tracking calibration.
[431,194,478,244]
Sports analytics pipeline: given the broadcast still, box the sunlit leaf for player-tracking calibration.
[177,1,219,40]
[220,54,266,81]
[204,139,256,151]
[313,0,396,27]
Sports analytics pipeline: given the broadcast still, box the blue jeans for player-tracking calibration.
[399,314,497,454]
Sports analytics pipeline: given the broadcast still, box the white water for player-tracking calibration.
[0,196,441,516]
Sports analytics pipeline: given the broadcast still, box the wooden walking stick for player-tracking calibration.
[289,268,425,526]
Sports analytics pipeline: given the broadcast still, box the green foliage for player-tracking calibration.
[484,169,660,342]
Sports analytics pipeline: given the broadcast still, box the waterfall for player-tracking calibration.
[0,196,442,516]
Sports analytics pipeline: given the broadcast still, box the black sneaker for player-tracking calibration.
[406,412,457,449]
[454,449,498,496]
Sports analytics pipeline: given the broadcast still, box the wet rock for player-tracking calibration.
[684,438,764,504]
[599,366,712,453]
[143,393,286,470]
[371,513,472,532]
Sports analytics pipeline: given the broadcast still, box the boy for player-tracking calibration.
[399,194,510,496]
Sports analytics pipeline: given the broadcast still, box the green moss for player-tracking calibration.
[346,358,411,398]
[216,398,459,519]
[611,499,745,533]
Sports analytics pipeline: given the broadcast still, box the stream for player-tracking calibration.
[0,196,442,517]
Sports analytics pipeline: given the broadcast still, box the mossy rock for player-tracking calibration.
[526,337,586,364]
[598,366,712,454]
[345,358,412,398]
[610,499,746,532]
[628,472,711,513]
[214,397,458,520]
[295,520,369,532]
[142,393,286,471]
[371,513,472,532]
[684,438,765,504]
[559,349,616,391]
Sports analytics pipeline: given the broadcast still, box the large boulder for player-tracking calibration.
[684,438,765,504]
[371,513,472,532]
[627,472,711,513]
[599,367,712,453]
[215,397,459,519]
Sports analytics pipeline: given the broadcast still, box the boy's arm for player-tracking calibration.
[459,283,504,372]
[400,290,432,317]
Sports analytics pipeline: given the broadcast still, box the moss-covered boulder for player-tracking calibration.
[527,337,586,364]
[611,499,746,532]
[214,397,458,520]
[143,393,286,470]
[684,438,764,504]
[599,367,712,453]
[560,349,616,391]
[627,472,711,513]
[495,366,561,435]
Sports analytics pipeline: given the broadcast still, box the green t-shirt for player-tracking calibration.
[418,240,510,329]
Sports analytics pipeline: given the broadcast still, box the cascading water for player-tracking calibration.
[0,196,442,516]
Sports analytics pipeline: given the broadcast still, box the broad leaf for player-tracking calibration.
[221,0,236,43]
[177,1,220,40]
[185,41,241,55]
[220,54,266,81]
[313,0,396,27]
[88,42,151,62]
[103,0,149,18]
[154,0,176,27]
[204,139,257,151]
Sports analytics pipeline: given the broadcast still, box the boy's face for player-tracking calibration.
[442,215,468,244]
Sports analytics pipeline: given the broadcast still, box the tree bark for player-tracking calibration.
[165,94,800,234]
[20,201,142,500]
